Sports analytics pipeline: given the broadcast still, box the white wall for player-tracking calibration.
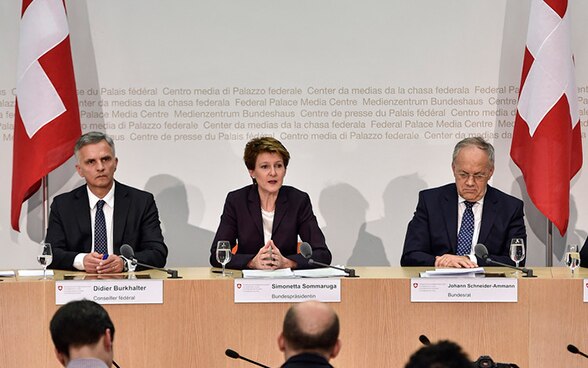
[0,0,587,268]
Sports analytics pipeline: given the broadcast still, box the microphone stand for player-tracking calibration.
[484,258,536,278]
[129,259,182,279]
[308,259,359,278]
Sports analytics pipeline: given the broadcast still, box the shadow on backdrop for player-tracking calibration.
[145,174,214,267]
[319,183,388,266]
[365,174,428,266]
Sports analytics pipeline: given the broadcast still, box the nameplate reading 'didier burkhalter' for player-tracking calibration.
[55,279,163,305]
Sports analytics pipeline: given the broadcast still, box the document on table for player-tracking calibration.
[17,269,55,277]
[293,267,348,278]
[419,267,485,278]
[242,268,295,278]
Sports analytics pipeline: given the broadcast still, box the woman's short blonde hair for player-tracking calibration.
[243,136,290,170]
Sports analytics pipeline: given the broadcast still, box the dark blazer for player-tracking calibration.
[580,238,588,268]
[210,185,331,270]
[401,183,526,267]
[46,182,168,271]
[281,353,333,368]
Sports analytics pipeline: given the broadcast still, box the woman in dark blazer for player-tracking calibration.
[210,137,331,270]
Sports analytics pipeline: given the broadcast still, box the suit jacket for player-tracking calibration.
[580,238,588,268]
[210,185,331,270]
[401,183,526,267]
[281,353,333,368]
[46,182,168,271]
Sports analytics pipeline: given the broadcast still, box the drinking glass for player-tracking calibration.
[37,242,53,280]
[509,238,525,275]
[564,244,581,276]
[216,241,232,277]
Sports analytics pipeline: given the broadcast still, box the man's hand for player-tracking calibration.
[434,254,477,268]
[83,252,104,273]
[95,254,124,274]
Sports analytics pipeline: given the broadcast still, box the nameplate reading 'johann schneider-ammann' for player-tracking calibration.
[411,278,517,302]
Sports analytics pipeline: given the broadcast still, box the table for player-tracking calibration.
[0,267,586,367]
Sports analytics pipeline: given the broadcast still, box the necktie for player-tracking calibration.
[95,200,108,255]
[456,201,475,256]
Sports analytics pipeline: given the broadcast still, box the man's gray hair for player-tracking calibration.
[452,137,495,166]
[74,132,115,159]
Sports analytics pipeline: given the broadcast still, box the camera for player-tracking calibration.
[474,355,519,368]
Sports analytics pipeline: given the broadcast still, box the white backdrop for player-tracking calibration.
[0,0,587,269]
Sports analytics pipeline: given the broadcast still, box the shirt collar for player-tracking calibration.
[457,194,484,206]
[87,182,116,209]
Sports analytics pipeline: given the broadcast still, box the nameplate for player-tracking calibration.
[584,279,588,302]
[410,278,517,302]
[234,278,341,303]
[55,279,164,305]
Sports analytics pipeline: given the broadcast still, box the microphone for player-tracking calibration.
[225,348,270,368]
[300,242,358,278]
[112,361,121,368]
[567,344,588,359]
[418,334,431,345]
[120,244,181,279]
[474,244,535,278]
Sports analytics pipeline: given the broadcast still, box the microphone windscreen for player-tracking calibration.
[225,349,240,359]
[418,334,431,345]
[120,244,134,259]
[568,344,580,354]
[300,242,312,259]
[474,243,489,259]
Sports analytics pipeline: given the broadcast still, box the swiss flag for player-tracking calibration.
[11,0,81,231]
[511,0,583,236]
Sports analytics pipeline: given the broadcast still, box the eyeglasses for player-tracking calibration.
[455,172,488,182]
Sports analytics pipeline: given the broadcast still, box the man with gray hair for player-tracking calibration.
[401,137,526,268]
[46,131,167,273]
[278,301,341,368]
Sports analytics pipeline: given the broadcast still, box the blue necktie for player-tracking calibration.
[456,201,475,256]
[95,200,108,255]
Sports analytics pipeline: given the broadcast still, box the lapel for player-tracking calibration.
[272,187,288,234]
[247,185,263,236]
[113,182,130,249]
[74,186,92,252]
[478,185,497,245]
[442,184,459,252]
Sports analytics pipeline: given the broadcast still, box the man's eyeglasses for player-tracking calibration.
[455,172,488,182]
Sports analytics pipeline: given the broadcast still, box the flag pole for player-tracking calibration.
[546,220,553,266]
[42,175,49,240]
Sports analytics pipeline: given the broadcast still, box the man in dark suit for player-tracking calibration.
[46,132,167,273]
[401,137,526,268]
[278,301,341,368]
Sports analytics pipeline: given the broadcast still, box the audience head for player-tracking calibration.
[278,300,341,361]
[405,340,472,368]
[50,300,115,367]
